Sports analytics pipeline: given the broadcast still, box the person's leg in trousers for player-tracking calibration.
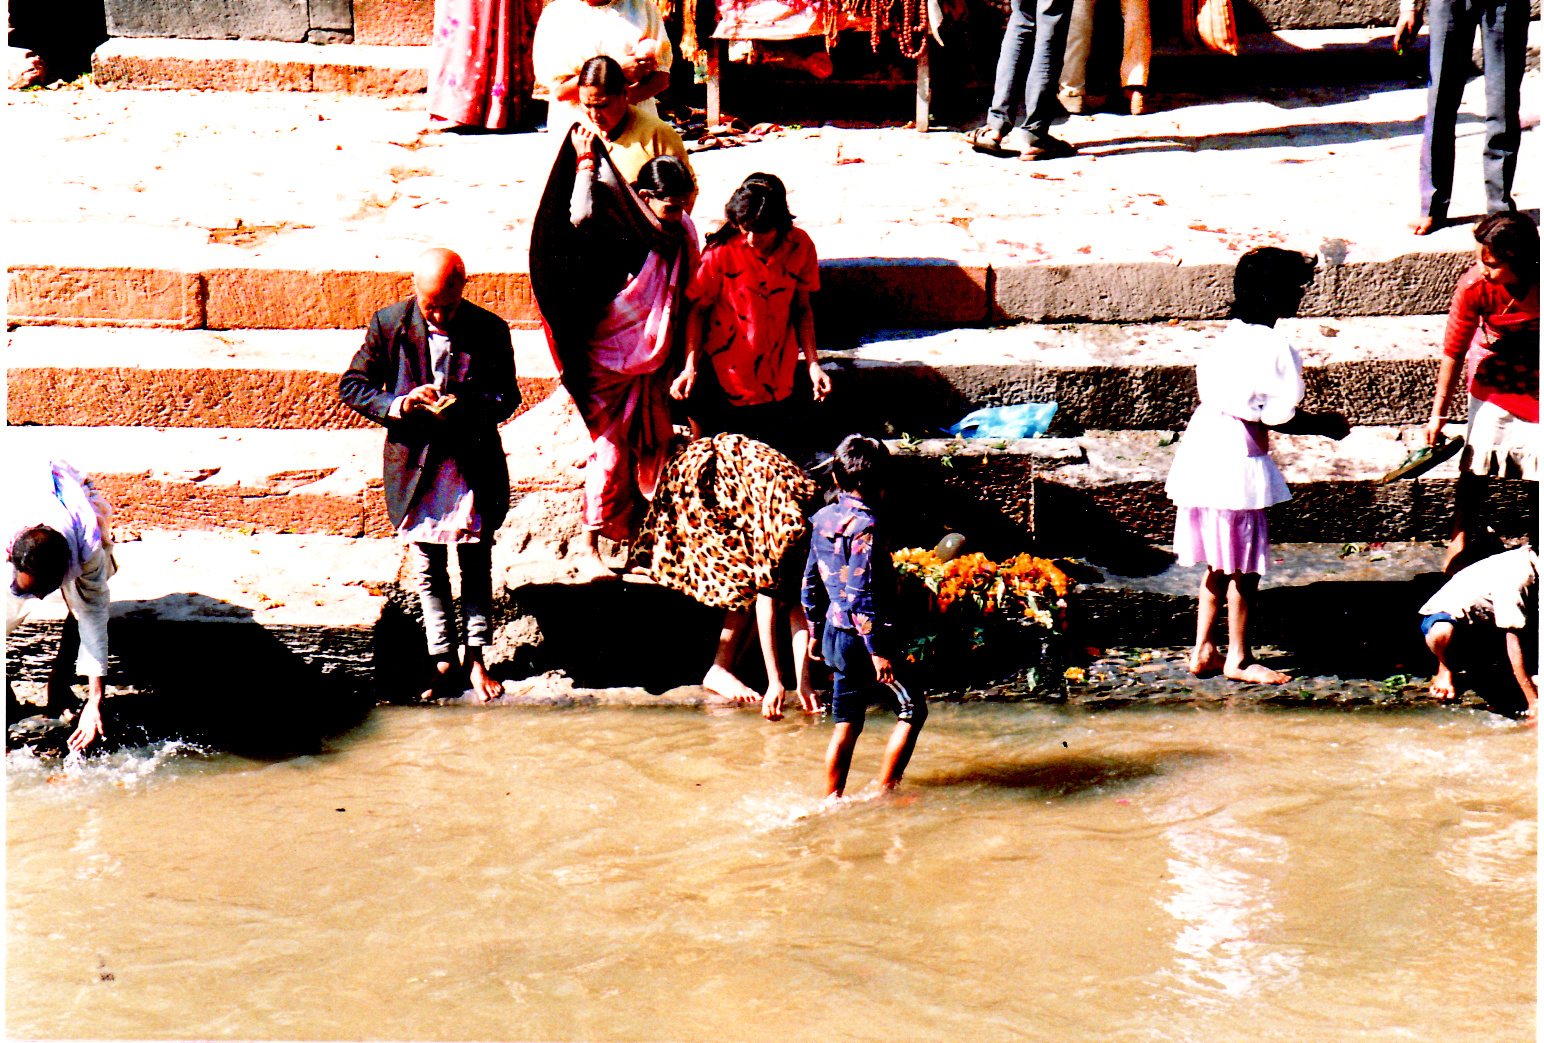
[457,539,503,701]
[1479,0,1526,213]
[1419,0,1477,228]
[1017,0,1075,141]
[411,542,459,698]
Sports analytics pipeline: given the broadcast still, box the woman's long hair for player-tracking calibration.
[704,172,795,250]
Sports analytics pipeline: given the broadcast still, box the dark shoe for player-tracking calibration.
[1020,135,1078,161]
[966,126,1017,157]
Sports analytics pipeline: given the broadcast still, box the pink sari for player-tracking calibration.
[581,214,700,540]
[428,0,537,130]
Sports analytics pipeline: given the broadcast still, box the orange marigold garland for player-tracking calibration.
[891,548,1070,666]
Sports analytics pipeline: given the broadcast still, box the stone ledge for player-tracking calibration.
[91,38,429,95]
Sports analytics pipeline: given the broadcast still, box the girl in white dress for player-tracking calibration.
[1165,248,1343,683]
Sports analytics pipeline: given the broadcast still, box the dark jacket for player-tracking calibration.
[339,297,520,531]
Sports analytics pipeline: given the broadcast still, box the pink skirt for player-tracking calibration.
[1173,506,1270,575]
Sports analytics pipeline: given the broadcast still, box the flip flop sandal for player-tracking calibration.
[966,127,1016,157]
[1379,435,1465,483]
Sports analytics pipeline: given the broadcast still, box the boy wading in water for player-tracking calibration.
[1163,248,1349,683]
[802,436,926,798]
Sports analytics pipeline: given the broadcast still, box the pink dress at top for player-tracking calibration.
[429,0,538,130]
[582,213,701,541]
[1164,319,1304,575]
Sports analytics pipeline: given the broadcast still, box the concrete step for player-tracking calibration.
[5,529,403,690]
[825,315,1448,432]
[1065,541,1520,705]
[5,217,1476,329]
[3,396,588,537]
[91,37,429,95]
[6,326,558,428]
[881,426,1534,558]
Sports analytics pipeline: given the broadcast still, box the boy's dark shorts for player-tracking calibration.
[822,626,927,728]
[1420,611,1456,638]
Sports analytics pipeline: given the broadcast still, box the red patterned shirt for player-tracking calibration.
[1443,265,1539,423]
[686,226,820,407]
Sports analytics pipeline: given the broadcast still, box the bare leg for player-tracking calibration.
[1425,621,1457,699]
[1223,573,1289,684]
[465,647,504,702]
[825,721,861,798]
[421,657,457,701]
[1504,630,1537,718]
[1443,474,1483,575]
[703,609,761,704]
[789,607,822,713]
[756,594,786,712]
[1189,568,1227,675]
[876,721,920,791]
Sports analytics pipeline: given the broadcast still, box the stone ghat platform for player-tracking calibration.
[9,72,1538,328]
[8,399,1520,544]
[11,539,1512,755]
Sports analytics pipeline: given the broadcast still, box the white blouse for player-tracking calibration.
[1164,319,1305,511]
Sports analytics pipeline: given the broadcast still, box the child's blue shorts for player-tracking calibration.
[821,627,927,728]
[1420,611,1456,637]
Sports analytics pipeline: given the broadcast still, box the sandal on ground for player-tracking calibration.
[1020,135,1078,161]
[966,126,1017,157]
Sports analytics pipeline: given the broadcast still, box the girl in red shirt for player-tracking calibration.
[670,173,831,457]
[1426,211,1538,573]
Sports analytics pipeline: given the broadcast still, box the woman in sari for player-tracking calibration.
[428,0,538,131]
[531,129,699,577]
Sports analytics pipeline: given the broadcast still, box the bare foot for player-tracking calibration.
[468,660,504,703]
[420,660,456,701]
[702,664,760,705]
[1188,645,1225,676]
[1224,660,1290,685]
[569,550,619,583]
[1409,215,1438,235]
[1429,667,1457,700]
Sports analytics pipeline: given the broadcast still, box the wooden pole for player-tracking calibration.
[914,41,930,132]
[707,38,723,127]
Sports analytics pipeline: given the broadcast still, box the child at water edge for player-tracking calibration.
[802,435,926,798]
[1163,247,1349,684]
[1419,542,1538,719]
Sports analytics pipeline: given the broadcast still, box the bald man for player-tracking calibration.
[340,249,520,701]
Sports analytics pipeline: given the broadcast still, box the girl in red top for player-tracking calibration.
[1425,211,1538,573]
[670,173,831,457]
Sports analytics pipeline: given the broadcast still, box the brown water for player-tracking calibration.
[7,703,1535,1042]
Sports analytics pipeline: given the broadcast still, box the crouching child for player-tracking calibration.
[1419,543,1538,719]
[802,435,926,798]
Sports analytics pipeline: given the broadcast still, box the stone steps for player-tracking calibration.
[7,219,1472,329]
[6,326,558,429]
[825,315,1449,432]
[881,426,1537,557]
[91,38,429,95]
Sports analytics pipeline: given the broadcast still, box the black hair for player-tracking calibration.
[577,55,628,97]
[9,526,69,596]
[832,434,889,499]
[634,155,695,199]
[1474,211,1539,287]
[1230,247,1317,325]
[705,172,795,249]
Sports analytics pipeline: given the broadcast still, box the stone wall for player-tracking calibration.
[104,0,354,44]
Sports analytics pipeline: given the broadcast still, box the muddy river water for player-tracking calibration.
[7,702,1535,1041]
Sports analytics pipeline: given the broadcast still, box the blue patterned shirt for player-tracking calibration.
[801,493,893,657]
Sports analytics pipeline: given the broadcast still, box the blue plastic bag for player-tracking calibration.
[946,402,1058,439]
